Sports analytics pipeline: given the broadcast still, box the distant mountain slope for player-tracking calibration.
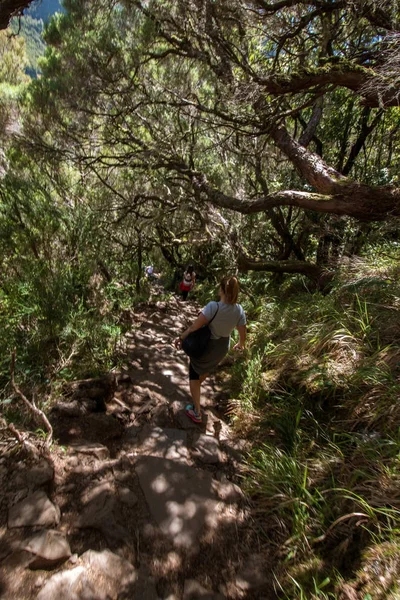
[11,0,64,78]
[26,0,63,23]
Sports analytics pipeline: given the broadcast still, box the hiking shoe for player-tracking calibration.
[185,405,202,423]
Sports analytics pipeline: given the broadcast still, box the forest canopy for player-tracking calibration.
[16,0,399,287]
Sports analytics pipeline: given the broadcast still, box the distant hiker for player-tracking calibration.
[174,275,246,423]
[145,265,154,277]
[179,265,196,300]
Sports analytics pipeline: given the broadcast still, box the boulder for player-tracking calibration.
[36,566,95,600]
[8,491,60,528]
[136,456,219,550]
[24,529,71,570]
[192,434,221,464]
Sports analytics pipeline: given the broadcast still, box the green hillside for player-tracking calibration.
[26,0,63,23]
[11,0,63,77]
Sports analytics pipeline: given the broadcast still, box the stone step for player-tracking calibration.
[135,456,219,551]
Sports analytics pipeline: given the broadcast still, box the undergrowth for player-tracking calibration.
[0,275,151,416]
[230,255,400,599]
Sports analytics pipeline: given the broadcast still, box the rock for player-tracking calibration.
[138,426,189,462]
[113,468,131,483]
[76,482,127,544]
[36,549,138,599]
[10,459,54,489]
[118,487,138,507]
[24,529,71,569]
[8,491,60,528]
[175,409,204,430]
[63,374,116,401]
[0,549,36,569]
[80,549,137,595]
[235,554,270,592]
[34,575,45,589]
[9,488,29,505]
[85,413,123,440]
[183,579,226,599]
[116,373,132,386]
[27,459,54,487]
[122,425,141,444]
[135,564,160,600]
[192,434,221,464]
[68,440,110,460]
[211,478,243,503]
[135,456,219,550]
[223,437,248,459]
[66,456,79,468]
[52,401,88,417]
[36,566,95,600]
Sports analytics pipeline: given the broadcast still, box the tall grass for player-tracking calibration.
[231,257,400,598]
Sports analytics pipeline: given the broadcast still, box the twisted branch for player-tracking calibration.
[10,349,53,447]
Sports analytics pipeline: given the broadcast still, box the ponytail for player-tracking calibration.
[220,276,239,304]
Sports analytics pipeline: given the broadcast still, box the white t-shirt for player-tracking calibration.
[202,301,246,340]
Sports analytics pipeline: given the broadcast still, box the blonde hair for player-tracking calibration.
[220,276,239,304]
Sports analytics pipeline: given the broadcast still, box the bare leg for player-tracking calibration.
[189,374,208,414]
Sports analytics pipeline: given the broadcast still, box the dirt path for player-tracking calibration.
[0,293,276,599]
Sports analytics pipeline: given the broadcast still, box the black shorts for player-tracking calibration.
[189,362,200,381]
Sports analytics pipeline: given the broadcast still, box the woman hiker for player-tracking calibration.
[179,265,196,301]
[174,275,246,423]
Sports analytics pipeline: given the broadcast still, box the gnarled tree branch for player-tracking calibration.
[0,0,32,30]
[10,349,53,447]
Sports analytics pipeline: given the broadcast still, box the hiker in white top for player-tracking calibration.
[174,276,246,423]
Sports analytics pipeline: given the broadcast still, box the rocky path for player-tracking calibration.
[0,294,275,599]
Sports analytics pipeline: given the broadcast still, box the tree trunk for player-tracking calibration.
[0,0,33,29]
[238,253,333,290]
[136,231,142,294]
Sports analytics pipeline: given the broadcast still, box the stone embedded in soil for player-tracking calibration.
[138,425,189,462]
[118,487,138,507]
[75,482,128,544]
[82,413,124,441]
[80,549,137,595]
[36,566,95,600]
[211,477,243,503]
[52,400,96,417]
[10,459,54,490]
[0,549,37,570]
[134,564,160,600]
[24,529,71,569]
[8,491,60,528]
[235,553,270,592]
[192,433,221,464]
[175,408,205,431]
[36,550,138,599]
[183,579,226,599]
[68,440,110,460]
[135,456,219,550]
[28,459,54,487]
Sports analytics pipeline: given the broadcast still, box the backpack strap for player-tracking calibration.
[208,302,219,324]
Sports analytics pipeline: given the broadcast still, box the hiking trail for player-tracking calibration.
[0,290,276,599]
